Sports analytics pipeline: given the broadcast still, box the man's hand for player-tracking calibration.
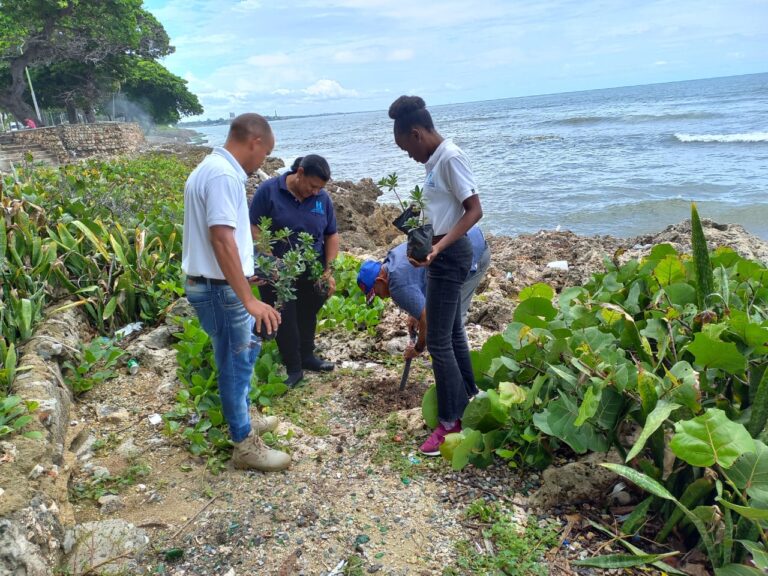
[247,299,281,336]
[247,275,268,286]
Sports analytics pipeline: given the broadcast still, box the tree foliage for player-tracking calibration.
[0,0,202,123]
[121,59,203,124]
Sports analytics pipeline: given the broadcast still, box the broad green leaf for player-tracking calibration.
[626,400,680,461]
[715,564,766,576]
[670,409,755,468]
[102,296,118,320]
[686,333,747,375]
[736,541,768,570]
[730,440,768,501]
[462,391,508,432]
[534,396,609,453]
[513,297,557,328]
[716,497,768,520]
[519,283,554,302]
[575,386,601,426]
[573,552,677,569]
[421,385,438,429]
[449,428,483,470]
[648,243,679,261]
[654,255,686,286]
[498,381,526,407]
[664,283,698,306]
[602,463,677,501]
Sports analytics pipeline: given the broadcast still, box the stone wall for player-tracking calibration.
[3,122,145,161]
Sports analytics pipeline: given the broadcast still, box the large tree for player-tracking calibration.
[0,0,175,123]
[120,59,202,124]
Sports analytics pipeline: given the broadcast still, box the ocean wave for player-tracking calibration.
[674,132,768,143]
[544,112,721,126]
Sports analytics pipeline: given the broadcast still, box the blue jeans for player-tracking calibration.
[185,278,261,443]
[426,235,478,422]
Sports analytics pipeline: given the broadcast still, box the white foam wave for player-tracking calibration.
[675,132,768,143]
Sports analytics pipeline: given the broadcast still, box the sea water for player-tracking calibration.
[195,73,768,239]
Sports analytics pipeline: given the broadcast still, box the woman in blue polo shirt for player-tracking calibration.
[250,155,339,387]
[388,95,483,456]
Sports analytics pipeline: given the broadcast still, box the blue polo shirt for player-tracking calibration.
[388,226,487,319]
[250,173,337,262]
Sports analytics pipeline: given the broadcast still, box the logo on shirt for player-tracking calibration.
[425,171,435,187]
[311,200,325,215]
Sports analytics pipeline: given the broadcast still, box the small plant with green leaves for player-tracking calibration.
[378,173,428,233]
[0,395,42,440]
[445,499,560,576]
[252,217,327,310]
[166,317,290,471]
[378,172,431,260]
[70,462,151,501]
[62,337,126,395]
[317,254,384,335]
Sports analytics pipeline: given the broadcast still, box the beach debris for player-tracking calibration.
[546,260,569,271]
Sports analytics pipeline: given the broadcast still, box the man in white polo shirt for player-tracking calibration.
[182,113,290,472]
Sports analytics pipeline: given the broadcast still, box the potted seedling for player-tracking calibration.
[378,173,432,262]
[294,231,333,300]
[252,217,312,338]
[252,218,332,337]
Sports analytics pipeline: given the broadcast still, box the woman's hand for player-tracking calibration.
[408,244,440,267]
[404,343,421,360]
[323,270,336,297]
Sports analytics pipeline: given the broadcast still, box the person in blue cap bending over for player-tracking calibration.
[357,226,490,360]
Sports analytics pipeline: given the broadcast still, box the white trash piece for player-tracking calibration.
[147,413,163,426]
[115,322,143,339]
[546,260,569,271]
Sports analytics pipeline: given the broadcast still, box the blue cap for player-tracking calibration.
[357,260,382,303]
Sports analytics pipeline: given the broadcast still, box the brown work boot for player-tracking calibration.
[249,408,279,435]
[232,433,291,472]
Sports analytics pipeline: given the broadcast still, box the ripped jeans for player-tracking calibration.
[185,279,261,442]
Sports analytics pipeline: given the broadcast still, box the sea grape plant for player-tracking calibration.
[430,203,768,570]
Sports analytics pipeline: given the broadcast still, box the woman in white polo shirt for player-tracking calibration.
[387,95,484,456]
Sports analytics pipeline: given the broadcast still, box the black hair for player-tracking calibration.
[290,154,331,181]
[388,95,435,135]
[228,113,272,143]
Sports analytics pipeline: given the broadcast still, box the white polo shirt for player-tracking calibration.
[182,147,254,279]
[422,139,478,236]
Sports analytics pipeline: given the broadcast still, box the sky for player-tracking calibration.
[143,0,768,120]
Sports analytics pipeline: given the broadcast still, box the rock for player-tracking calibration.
[91,466,110,479]
[0,519,49,576]
[116,438,140,459]
[0,495,65,576]
[528,450,623,510]
[97,495,122,514]
[99,408,131,425]
[28,464,45,480]
[65,519,149,576]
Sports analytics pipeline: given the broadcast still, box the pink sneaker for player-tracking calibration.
[419,421,461,456]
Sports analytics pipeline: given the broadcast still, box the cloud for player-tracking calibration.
[247,53,295,67]
[333,47,413,64]
[233,0,261,11]
[303,79,359,99]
